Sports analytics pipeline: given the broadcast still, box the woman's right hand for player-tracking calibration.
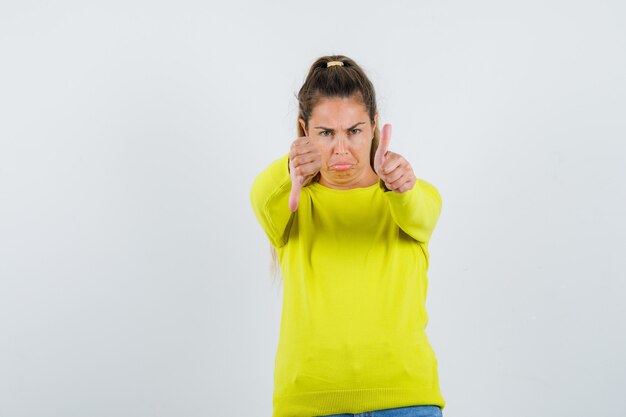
[288,136,321,212]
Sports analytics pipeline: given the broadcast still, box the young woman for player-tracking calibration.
[250,55,446,417]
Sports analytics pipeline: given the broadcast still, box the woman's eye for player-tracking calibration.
[320,131,331,137]
[351,129,361,134]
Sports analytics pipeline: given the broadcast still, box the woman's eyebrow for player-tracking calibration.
[313,122,365,130]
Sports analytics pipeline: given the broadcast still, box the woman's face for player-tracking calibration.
[299,95,379,190]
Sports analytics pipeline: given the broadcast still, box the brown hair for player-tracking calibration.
[270,54,381,286]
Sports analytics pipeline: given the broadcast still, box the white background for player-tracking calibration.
[1,1,625,416]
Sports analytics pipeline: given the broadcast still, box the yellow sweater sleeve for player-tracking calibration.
[249,153,294,248]
[380,177,443,244]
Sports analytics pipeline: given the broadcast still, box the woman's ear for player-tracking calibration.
[372,113,379,139]
[298,118,308,136]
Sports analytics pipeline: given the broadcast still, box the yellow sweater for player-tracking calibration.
[250,154,446,417]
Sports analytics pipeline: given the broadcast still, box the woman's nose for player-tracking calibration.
[334,135,348,154]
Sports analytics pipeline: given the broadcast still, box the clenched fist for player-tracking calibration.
[288,136,321,212]
[374,124,417,193]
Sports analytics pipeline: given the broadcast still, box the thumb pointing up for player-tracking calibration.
[374,123,392,175]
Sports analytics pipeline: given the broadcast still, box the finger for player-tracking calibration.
[390,172,416,192]
[382,155,411,185]
[290,137,316,158]
[395,178,416,193]
[288,160,320,212]
[389,174,411,191]
[293,159,321,179]
[290,145,314,159]
[383,166,405,185]
[396,181,412,193]
[379,153,403,177]
[291,152,318,168]
[289,179,301,212]
[288,155,301,212]
[374,123,392,167]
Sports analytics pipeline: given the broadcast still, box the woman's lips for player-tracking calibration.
[331,163,353,171]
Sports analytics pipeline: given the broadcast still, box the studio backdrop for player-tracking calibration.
[1,1,624,417]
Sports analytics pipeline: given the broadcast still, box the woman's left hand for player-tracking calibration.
[374,124,417,193]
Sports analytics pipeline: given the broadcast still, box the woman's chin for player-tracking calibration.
[322,170,354,182]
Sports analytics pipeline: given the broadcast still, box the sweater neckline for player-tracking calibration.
[310,180,381,194]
